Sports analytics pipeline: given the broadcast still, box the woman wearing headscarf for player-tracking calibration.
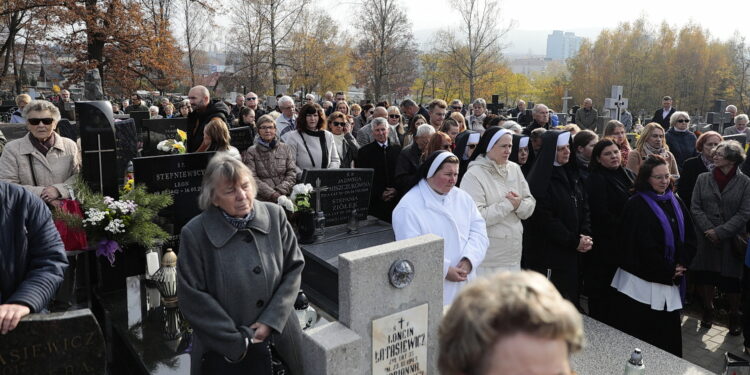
[461,128,536,274]
[584,139,635,324]
[611,155,695,357]
[281,103,340,180]
[690,140,750,335]
[509,134,533,176]
[678,131,722,210]
[392,151,488,305]
[453,130,479,186]
[523,130,592,304]
[626,122,678,176]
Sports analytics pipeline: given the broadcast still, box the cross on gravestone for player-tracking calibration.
[77,101,119,198]
[301,169,374,227]
[561,88,572,115]
[0,309,105,374]
[603,85,628,122]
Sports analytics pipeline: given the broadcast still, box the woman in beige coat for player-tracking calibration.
[461,128,536,275]
[0,100,80,205]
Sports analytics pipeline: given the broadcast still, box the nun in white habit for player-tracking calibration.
[392,150,489,305]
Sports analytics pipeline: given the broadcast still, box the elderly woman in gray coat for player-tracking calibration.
[177,153,304,374]
[691,140,750,335]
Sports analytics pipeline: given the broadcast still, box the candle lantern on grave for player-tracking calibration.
[313,178,327,241]
[152,248,178,308]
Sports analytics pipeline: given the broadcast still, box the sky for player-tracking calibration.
[316,0,750,55]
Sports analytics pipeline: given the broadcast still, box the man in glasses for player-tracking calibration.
[575,98,598,132]
[125,94,149,114]
[356,107,400,147]
[274,95,297,137]
[652,95,676,129]
[448,99,465,117]
[355,118,402,222]
[245,91,265,119]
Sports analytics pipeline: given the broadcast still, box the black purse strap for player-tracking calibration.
[27,154,38,186]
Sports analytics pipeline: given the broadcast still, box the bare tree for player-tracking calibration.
[176,0,213,87]
[226,0,271,94]
[354,0,417,101]
[439,0,514,101]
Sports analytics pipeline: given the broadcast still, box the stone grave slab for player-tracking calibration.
[57,119,78,141]
[141,118,188,157]
[133,151,215,248]
[0,308,104,374]
[77,100,119,198]
[301,168,374,226]
[0,122,29,141]
[229,126,254,153]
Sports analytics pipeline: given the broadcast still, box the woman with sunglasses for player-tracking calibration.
[327,111,359,168]
[461,128,536,274]
[0,100,80,207]
[422,132,453,162]
[665,111,697,172]
[387,106,406,145]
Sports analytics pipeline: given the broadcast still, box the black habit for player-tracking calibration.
[356,141,402,223]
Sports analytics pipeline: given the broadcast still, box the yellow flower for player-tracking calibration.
[123,179,134,192]
[176,129,187,142]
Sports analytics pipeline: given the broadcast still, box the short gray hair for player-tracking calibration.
[735,114,749,124]
[451,99,463,106]
[278,95,294,107]
[198,153,257,210]
[401,99,417,108]
[503,120,522,134]
[715,140,745,166]
[371,117,388,131]
[669,111,690,127]
[532,104,548,114]
[727,105,738,112]
[472,98,486,109]
[416,123,436,137]
[23,100,61,121]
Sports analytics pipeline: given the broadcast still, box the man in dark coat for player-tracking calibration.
[652,96,676,129]
[522,103,552,136]
[394,124,435,195]
[186,85,230,152]
[356,118,402,223]
[0,181,67,334]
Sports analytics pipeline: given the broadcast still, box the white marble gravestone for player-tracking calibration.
[300,234,443,375]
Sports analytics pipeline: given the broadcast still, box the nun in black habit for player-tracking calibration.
[454,130,480,186]
[522,130,592,304]
[508,134,534,177]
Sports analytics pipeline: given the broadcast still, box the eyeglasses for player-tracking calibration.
[467,144,477,149]
[442,144,452,150]
[332,121,346,127]
[258,126,275,131]
[451,106,461,110]
[675,119,689,123]
[368,110,375,115]
[389,114,400,119]
[28,118,54,125]
[649,174,671,181]
[246,97,257,100]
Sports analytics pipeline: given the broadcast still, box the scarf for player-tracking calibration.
[713,166,737,192]
[257,137,277,149]
[700,153,715,172]
[636,190,686,300]
[220,207,256,229]
[28,132,56,156]
[643,142,667,158]
[576,153,590,169]
[299,129,329,169]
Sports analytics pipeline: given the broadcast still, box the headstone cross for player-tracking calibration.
[84,133,116,194]
[603,85,628,121]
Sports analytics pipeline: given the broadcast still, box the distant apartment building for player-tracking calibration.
[546,30,583,60]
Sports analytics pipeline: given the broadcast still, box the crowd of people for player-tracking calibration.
[3,85,750,373]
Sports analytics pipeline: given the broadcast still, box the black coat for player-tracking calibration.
[356,141,402,222]
[677,156,708,210]
[338,133,360,168]
[522,120,549,136]
[652,107,676,129]
[394,143,422,195]
[617,193,696,285]
[186,101,230,152]
[586,166,635,267]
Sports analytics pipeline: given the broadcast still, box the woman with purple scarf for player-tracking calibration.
[610,155,696,357]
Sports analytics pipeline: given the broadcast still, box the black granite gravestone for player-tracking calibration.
[115,118,139,185]
[133,152,215,248]
[229,126,254,153]
[77,101,119,198]
[0,309,105,374]
[57,119,78,141]
[301,168,374,226]
[140,118,188,157]
[0,122,28,141]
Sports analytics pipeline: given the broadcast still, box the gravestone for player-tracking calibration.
[115,118,138,185]
[561,88,573,116]
[229,126,254,153]
[603,85,628,123]
[129,111,150,149]
[301,168,374,227]
[0,123,28,141]
[77,101,119,198]
[133,151,215,248]
[140,118,188,157]
[0,309,105,374]
[301,234,443,375]
[57,119,78,141]
[84,68,104,101]
[707,99,728,133]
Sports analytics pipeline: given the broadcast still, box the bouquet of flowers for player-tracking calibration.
[157,129,187,154]
[290,183,313,212]
[56,178,173,265]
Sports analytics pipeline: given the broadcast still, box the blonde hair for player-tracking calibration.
[204,117,231,151]
[438,271,583,375]
[635,122,668,153]
[16,94,31,106]
[450,111,467,132]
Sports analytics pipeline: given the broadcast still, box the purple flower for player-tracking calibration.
[96,239,122,266]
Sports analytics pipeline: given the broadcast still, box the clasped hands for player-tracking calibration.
[446,258,472,282]
[577,234,593,253]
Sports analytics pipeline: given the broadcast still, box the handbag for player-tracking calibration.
[201,338,289,375]
[29,154,88,251]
